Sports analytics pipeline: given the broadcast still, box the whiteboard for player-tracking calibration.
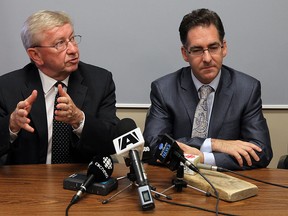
[1,0,287,108]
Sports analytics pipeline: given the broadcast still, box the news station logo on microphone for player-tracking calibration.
[113,127,144,163]
[154,134,183,171]
[87,155,114,182]
[156,141,171,163]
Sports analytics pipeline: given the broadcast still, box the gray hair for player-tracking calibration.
[21,10,73,50]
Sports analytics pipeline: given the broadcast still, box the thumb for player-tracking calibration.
[26,90,38,105]
[57,83,68,97]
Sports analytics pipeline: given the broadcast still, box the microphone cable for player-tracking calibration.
[217,167,288,189]
[65,202,73,216]
[195,168,220,216]
[153,164,238,216]
[153,194,238,216]
[173,150,221,216]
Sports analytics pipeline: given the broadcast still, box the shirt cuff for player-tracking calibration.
[200,138,212,152]
[202,152,216,166]
[72,111,85,138]
[200,138,216,165]
[9,128,19,143]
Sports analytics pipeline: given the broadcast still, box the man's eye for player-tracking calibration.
[191,49,203,53]
[55,40,65,47]
[209,46,219,51]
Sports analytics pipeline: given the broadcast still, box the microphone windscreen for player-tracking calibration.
[87,155,114,182]
[154,134,182,171]
[115,118,137,137]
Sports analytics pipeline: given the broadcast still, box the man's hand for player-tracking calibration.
[177,141,204,163]
[54,84,84,128]
[10,90,38,133]
[211,139,262,167]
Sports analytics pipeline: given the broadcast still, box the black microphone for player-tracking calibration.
[113,118,145,162]
[70,155,114,204]
[154,134,199,173]
[113,118,155,210]
[115,118,138,137]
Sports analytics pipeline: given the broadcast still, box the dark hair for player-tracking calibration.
[179,8,225,46]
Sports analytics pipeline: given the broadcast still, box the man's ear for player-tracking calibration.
[26,48,44,65]
[222,40,227,57]
[181,46,189,62]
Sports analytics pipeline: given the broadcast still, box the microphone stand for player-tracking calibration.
[102,159,171,205]
[157,165,211,197]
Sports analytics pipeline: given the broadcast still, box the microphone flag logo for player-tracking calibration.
[103,156,113,170]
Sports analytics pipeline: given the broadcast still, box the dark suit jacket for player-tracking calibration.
[0,61,119,165]
[143,65,272,170]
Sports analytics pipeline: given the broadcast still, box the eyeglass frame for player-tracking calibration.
[32,35,82,51]
[185,42,224,56]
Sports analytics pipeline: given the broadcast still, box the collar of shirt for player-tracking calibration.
[38,70,69,95]
[191,69,221,92]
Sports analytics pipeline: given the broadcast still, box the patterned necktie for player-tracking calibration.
[51,82,72,164]
[191,85,213,138]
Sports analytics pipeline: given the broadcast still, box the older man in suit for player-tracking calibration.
[143,8,272,170]
[0,10,119,165]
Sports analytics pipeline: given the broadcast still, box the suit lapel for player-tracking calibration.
[209,67,234,137]
[23,66,48,145]
[179,67,199,125]
[67,69,87,109]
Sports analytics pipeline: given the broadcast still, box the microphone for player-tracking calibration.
[154,134,199,173]
[197,162,222,171]
[129,149,155,210]
[70,155,114,204]
[182,154,223,175]
[155,134,224,173]
[113,118,144,163]
[113,118,155,210]
[129,149,147,186]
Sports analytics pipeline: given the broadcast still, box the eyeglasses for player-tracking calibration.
[186,43,223,56]
[33,35,82,51]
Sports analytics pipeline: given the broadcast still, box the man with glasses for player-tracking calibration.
[0,10,119,165]
[143,8,272,170]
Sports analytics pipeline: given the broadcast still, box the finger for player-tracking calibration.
[242,143,261,164]
[246,147,260,162]
[17,100,28,110]
[58,84,68,97]
[16,108,29,118]
[26,90,38,105]
[21,123,35,133]
[16,114,30,124]
[15,116,34,133]
[240,150,252,166]
[55,102,69,111]
[233,151,244,167]
[243,142,262,152]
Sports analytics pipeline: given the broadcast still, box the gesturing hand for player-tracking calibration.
[54,83,83,128]
[10,90,38,133]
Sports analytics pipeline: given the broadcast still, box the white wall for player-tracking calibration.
[1,0,288,106]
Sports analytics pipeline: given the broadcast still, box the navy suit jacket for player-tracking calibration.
[143,65,272,170]
[0,61,119,165]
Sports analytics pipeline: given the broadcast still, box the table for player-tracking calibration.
[0,163,287,216]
